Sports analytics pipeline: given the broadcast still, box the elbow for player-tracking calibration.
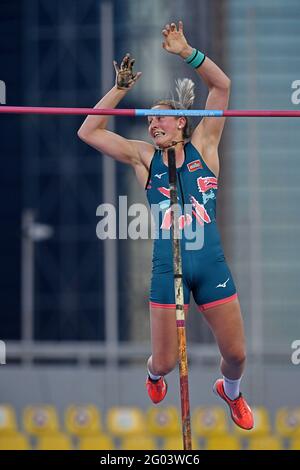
[225,77,231,90]
[209,78,231,94]
[220,78,231,97]
[77,127,105,143]
[220,77,231,92]
[77,127,88,142]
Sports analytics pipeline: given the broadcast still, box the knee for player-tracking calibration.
[151,356,178,376]
[224,349,246,368]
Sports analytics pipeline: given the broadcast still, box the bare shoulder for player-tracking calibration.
[129,140,155,169]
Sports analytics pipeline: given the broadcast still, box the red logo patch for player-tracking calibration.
[187,159,203,172]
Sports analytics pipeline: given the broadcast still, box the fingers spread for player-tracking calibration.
[115,53,141,90]
[113,60,120,73]
[121,53,131,70]
[130,72,142,86]
[128,72,142,88]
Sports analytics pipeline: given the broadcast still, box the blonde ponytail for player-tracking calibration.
[175,78,195,110]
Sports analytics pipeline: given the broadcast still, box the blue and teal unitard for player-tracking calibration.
[146,142,237,312]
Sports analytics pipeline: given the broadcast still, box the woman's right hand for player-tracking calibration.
[113,53,142,90]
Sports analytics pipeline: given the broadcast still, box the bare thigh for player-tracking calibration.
[201,298,246,360]
[150,306,188,373]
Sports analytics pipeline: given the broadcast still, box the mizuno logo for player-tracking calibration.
[216,278,230,288]
[154,172,167,179]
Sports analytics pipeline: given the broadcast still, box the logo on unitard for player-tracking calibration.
[154,172,167,179]
[187,159,203,172]
[216,278,230,288]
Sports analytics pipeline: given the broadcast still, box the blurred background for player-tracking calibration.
[0,0,300,451]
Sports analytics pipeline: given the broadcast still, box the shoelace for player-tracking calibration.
[148,377,163,390]
[232,396,248,418]
[155,379,164,392]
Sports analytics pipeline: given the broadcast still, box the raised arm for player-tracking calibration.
[183,55,230,151]
[77,54,152,167]
[162,21,230,174]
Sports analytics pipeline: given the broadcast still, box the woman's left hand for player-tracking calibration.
[162,21,190,56]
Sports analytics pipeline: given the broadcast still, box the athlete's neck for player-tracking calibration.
[161,139,184,154]
[162,141,185,167]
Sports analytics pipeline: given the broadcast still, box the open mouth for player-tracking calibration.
[153,131,166,138]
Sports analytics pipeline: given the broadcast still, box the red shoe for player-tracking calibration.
[146,376,168,404]
[213,379,254,430]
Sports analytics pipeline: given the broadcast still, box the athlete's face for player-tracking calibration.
[148,105,185,148]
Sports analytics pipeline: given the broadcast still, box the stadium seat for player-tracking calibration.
[0,432,30,450]
[65,404,102,436]
[146,406,181,437]
[275,407,300,438]
[119,435,157,450]
[23,405,60,436]
[206,435,241,450]
[36,432,73,450]
[161,435,199,450]
[233,406,271,438]
[0,404,18,434]
[247,435,283,450]
[289,437,300,450]
[106,407,145,437]
[78,434,115,450]
[192,406,229,437]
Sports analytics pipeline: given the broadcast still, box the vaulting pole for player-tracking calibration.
[167,147,192,451]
